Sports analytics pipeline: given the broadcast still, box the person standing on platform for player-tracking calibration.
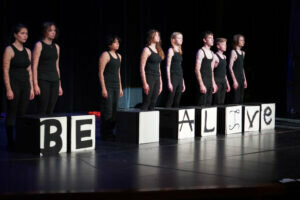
[2,24,34,149]
[32,22,63,115]
[212,38,231,105]
[229,34,247,104]
[195,31,218,106]
[98,35,123,140]
[165,32,185,108]
[140,30,164,110]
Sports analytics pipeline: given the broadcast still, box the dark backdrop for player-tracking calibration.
[0,0,290,116]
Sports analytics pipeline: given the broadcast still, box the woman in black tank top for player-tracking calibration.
[195,31,218,106]
[140,30,165,110]
[229,34,247,104]
[32,22,63,115]
[165,32,185,108]
[99,35,123,140]
[2,24,34,149]
[212,38,231,105]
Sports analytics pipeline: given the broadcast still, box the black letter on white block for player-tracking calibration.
[229,109,240,130]
[178,110,194,132]
[204,110,215,133]
[76,119,93,149]
[247,110,259,128]
[41,119,62,154]
[264,107,272,125]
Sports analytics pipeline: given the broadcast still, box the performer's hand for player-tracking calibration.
[226,84,231,93]
[233,81,239,90]
[168,83,173,92]
[59,86,63,96]
[159,83,163,95]
[200,85,207,94]
[34,85,40,95]
[6,90,14,100]
[120,89,123,97]
[182,84,186,93]
[29,89,35,100]
[213,83,218,94]
[244,80,247,89]
[143,83,150,95]
[102,89,108,98]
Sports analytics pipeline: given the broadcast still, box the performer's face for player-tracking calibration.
[217,41,227,52]
[46,25,56,40]
[110,38,120,51]
[204,34,214,47]
[153,32,160,43]
[174,34,183,45]
[14,28,28,44]
[238,37,245,47]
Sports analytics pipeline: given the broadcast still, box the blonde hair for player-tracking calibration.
[146,29,165,60]
[170,32,183,55]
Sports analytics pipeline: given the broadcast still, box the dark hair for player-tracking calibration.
[105,35,121,49]
[202,31,213,39]
[146,29,165,60]
[42,22,59,39]
[10,24,28,43]
[232,34,244,49]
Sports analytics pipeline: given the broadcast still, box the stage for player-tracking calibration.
[0,117,300,199]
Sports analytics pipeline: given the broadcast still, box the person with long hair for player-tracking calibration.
[140,29,164,110]
[212,38,231,105]
[2,24,34,149]
[32,22,63,115]
[165,32,185,108]
[98,35,123,140]
[195,31,218,106]
[229,34,247,104]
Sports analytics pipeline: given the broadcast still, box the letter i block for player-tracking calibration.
[218,105,242,134]
[158,108,195,139]
[242,105,261,132]
[195,106,217,137]
[68,115,96,152]
[260,103,276,130]
[16,115,67,156]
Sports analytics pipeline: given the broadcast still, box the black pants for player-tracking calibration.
[5,79,30,127]
[101,87,120,136]
[37,79,59,115]
[213,81,227,105]
[141,75,160,110]
[165,74,183,108]
[232,81,244,104]
[197,84,213,106]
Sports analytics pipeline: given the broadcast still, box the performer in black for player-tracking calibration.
[2,24,34,149]
[98,35,123,140]
[32,22,63,115]
[165,32,185,108]
[229,34,247,104]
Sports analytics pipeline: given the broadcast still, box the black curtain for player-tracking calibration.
[0,0,290,115]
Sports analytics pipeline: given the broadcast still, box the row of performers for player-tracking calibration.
[2,23,246,143]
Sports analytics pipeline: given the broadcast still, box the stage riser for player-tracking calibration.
[16,115,95,156]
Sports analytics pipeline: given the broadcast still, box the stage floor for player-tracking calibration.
[0,117,300,197]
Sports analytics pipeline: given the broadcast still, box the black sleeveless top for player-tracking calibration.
[214,53,227,83]
[145,47,162,77]
[232,50,245,83]
[104,51,121,88]
[38,41,59,82]
[170,50,183,77]
[200,49,213,86]
[9,45,30,82]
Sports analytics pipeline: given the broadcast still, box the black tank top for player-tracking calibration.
[232,50,245,83]
[9,45,30,82]
[38,41,59,82]
[214,53,227,83]
[104,51,121,88]
[170,50,183,77]
[145,47,162,77]
[200,49,213,86]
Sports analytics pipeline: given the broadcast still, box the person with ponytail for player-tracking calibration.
[2,24,34,149]
[140,29,164,110]
[165,32,185,107]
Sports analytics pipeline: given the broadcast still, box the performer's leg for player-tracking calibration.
[46,80,59,115]
[37,80,50,115]
[149,77,160,110]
